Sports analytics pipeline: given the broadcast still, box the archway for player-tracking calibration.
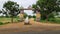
[19,6,41,22]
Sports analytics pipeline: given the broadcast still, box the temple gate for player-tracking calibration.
[19,6,41,22]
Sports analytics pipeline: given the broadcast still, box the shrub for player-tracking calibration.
[0,22,3,25]
[33,15,36,18]
[48,18,55,22]
[48,18,60,23]
[28,15,32,19]
[4,22,10,24]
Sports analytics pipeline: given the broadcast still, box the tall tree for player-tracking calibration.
[0,10,2,13]
[3,1,20,23]
[32,0,60,20]
[2,9,8,17]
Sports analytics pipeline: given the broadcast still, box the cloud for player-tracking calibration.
[10,0,37,8]
[0,0,37,15]
[0,0,37,9]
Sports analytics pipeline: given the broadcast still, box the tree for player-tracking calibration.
[33,15,36,18]
[3,1,20,23]
[32,0,60,20]
[28,15,32,19]
[24,13,28,18]
[0,10,2,13]
[2,9,8,17]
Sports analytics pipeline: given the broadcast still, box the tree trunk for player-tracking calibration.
[11,17,14,23]
[46,15,48,23]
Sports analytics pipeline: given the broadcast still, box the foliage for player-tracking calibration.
[28,15,32,19]
[3,1,20,16]
[33,15,36,18]
[24,13,28,18]
[3,1,20,23]
[32,0,60,20]
[0,22,3,25]
[48,18,60,23]
[48,12,55,19]
[0,10,2,13]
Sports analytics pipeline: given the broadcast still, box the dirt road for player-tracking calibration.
[0,18,60,33]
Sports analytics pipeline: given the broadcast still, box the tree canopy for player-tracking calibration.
[3,1,20,23]
[3,1,20,17]
[32,0,60,20]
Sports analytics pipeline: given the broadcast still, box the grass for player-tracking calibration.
[40,18,60,24]
[0,17,60,25]
[0,17,20,25]
[0,22,4,25]
[49,18,60,24]
[0,17,19,23]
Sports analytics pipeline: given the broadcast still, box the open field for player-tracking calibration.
[0,17,19,23]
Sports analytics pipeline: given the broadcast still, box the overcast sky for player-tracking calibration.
[0,0,37,16]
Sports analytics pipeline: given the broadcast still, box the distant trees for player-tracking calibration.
[33,15,36,18]
[32,0,60,20]
[24,13,28,18]
[28,15,36,19]
[0,10,2,13]
[28,15,32,19]
[3,1,20,23]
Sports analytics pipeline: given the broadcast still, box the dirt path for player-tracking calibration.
[0,18,60,32]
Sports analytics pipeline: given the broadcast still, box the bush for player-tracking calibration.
[33,15,36,18]
[54,18,60,23]
[24,13,28,18]
[28,15,32,19]
[48,18,55,22]
[48,18,60,23]
[0,22,3,25]
[4,22,10,24]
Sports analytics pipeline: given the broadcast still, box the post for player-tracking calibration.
[19,10,24,22]
[36,11,41,22]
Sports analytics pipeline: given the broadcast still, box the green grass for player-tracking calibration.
[0,22,4,25]
[40,18,60,24]
[0,17,19,23]
[49,18,60,24]
[0,17,20,25]
[0,17,19,25]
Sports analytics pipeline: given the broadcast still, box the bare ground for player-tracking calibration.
[0,18,60,32]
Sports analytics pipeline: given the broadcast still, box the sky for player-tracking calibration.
[0,0,37,16]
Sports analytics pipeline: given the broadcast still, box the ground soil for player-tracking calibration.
[0,18,60,32]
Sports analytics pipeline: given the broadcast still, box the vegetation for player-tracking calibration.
[0,0,60,25]
[32,0,60,20]
[33,15,36,18]
[3,1,20,23]
[0,22,3,25]
[28,15,32,19]
[0,17,19,25]
[24,13,28,18]
[32,0,60,23]
[0,17,19,22]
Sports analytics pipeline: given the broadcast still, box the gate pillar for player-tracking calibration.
[36,11,41,22]
[19,10,24,22]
